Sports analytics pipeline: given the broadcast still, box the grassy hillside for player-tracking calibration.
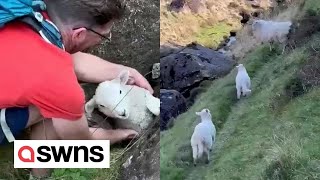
[160,1,320,179]
[160,0,271,48]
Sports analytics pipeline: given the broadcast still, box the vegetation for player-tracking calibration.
[160,1,320,179]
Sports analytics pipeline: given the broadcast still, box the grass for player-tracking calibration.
[161,40,320,180]
[160,1,320,178]
[160,0,246,47]
[195,23,234,49]
[0,145,125,180]
[51,148,125,180]
[304,0,320,16]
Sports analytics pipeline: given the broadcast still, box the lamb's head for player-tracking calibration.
[251,20,264,30]
[236,64,246,72]
[195,108,212,122]
[85,70,131,120]
[251,20,264,36]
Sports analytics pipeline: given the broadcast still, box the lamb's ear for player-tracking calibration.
[117,70,130,85]
[85,96,97,116]
[195,112,201,116]
[145,92,160,116]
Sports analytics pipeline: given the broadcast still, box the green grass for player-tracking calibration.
[51,148,124,180]
[0,145,125,180]
[304,0,320,16]
[160,8,320,178]
[195,23,234,49]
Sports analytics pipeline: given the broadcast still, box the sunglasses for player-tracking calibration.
[73,27,112,42]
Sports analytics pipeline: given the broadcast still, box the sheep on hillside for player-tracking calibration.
[251,19,293,53]
[85,70,160,133]
[190,108,216,166]
[235,64,252,100]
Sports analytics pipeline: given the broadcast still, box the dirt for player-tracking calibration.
[88,0,160,76]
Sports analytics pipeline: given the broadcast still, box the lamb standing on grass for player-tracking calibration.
[191,108,216,166]
[85,70,160,133]
[251,19,292,53]
[236,64,252,100]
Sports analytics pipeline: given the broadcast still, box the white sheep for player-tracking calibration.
[251,19,292,53]
[235,64,252,100]
[190,108,216,166]
[85,70,160,133]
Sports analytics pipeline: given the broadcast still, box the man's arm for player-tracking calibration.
[52,114,138,144]
[72,52,153,94]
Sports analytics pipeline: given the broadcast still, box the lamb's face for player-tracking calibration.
[236,64,246,72]
[251,20,263,36]
[94,71,131,119]
[196,108,212,121]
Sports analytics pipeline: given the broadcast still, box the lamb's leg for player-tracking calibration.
[198,142,204,162]
[203,147,210,164]
[236,86,241,100]
[269,42,273,51]
[282,44,286,54]
[192,145,198,166]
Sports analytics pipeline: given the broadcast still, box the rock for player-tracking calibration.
[160,43,184,58]
[119,117,160,180]
[84,0,160,178]
[160,43,235,93]
[152,63,160,79]
[160,89,187,131]
[122,155,133,168]
[168,0,186,12]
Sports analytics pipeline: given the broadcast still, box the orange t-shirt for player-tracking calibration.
[0,22,85,120]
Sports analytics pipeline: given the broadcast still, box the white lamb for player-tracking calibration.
[235,64,252,100]
[85,70,160,133]
[190,108,216,166]
[251,19,292,53]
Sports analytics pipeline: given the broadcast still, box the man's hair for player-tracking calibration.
[44,0,125,27]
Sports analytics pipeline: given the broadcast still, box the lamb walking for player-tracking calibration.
[251,19,293,53]
[190,108,216,166]
[236,64,252,100]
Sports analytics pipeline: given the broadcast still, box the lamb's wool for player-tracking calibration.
[252,20,292,43]
[190,109,216,165]
[85,70,160,132]
[235,64,251,99]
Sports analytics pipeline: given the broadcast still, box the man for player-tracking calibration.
[0,0,154,178]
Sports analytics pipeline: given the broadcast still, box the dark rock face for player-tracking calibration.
[160,89,187,131]
[168,0,186,12]
[81,0,160,179]
[119,117,160,180]
[159,43,235,131]
[160,43,235,93]
[240,11,251,24]
[160,43,184,58]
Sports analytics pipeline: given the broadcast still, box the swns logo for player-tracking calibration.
[14,140,110,168]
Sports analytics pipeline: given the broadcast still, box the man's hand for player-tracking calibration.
[121,129,139,140]
[127,68,154,94]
